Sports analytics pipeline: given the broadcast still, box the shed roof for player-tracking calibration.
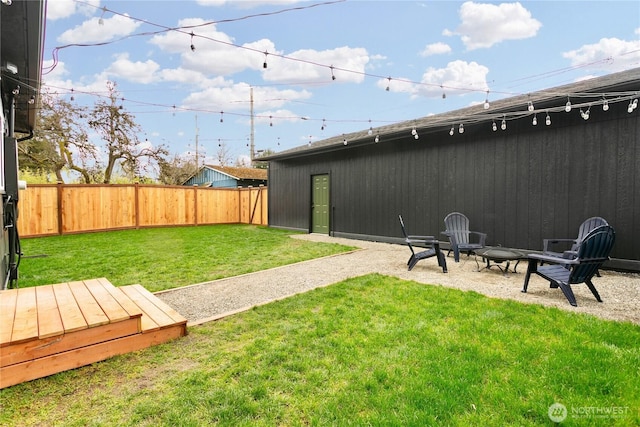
[204,165,268,181]
[261,67,640,161]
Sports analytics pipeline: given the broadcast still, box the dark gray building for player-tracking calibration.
[262,69,640,272]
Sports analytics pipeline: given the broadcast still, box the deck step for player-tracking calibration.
[0,279,187,389]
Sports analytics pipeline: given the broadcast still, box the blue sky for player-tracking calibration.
[43,0,640,170]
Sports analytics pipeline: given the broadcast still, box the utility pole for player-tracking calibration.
[195,114,199,170]
[250,86,255,164]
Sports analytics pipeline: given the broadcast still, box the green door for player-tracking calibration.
[312,174,329,234]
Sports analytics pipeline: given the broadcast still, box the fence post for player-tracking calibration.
[193,186,198,226]
[134,183,140,229]
[56,182,63,235]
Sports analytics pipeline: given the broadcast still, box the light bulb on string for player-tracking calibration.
[627,100,634,113]
[632,98,638,110]
[374,134,380,143]
[98,6,107,25]
[343,138,348,145]
[219,111,224,123]
[190,32,196,52]
[449,126,454,136]
[545,112,551,126]
[263,51,268,69]
[386,77,391,92]
[602,98,609,111]
[269,115,273,126]
[411,126,417,136]
[501,116,507,131]
[483,91,490,109]
[458,123,464,134]
[441,85,446,99]
[532,114,537,126]
[321,119,326,131]
[368,119,372,135]
[492,121,497,131]
[330,65,336,81]
[527,100,534,112]
[565,97,572,112]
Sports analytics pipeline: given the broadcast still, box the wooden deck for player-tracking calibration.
[0,278,187,389]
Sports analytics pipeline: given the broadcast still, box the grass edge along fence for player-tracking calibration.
[17,183,268,237]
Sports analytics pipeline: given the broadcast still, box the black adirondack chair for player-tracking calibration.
[399,215,447,273]
[522,225,615,306]
[441,212,487,262]
[543,216,609,258]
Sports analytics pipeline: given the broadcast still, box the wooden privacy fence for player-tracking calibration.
[17,184,268,237]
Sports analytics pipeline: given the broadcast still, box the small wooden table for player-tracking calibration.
[473,247,527,276]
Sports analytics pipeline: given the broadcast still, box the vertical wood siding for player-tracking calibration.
[268,107,639,269]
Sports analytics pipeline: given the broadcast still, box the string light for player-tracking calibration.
[98,6,107,25]
[532,113,537,126]
[565,96,572,112]
[483,91,490,110]
[190,32,196,52]
[602,97,609,111]
[449,126,454,136]
[374,134,379,143]
[219,111,224,122]
[386,77,391,91]
[441,85,446,99]
[411,126,417,136]
[501,115,507,131]
[492,120,497,131]
[269,115,273,126]
[580,106,590,120]
[527,100,534,112]
[545,111,552,126]
[330,65,336,81]
[263,51,268,69]
[368,120,373,135]
[321,119,326,131]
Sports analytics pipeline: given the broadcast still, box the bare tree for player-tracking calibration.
[157,153,198,185]
[87,81,168,183]
[215,141,234,166]
[20,91,97,183]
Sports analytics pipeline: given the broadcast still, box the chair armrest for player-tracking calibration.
[407,235,436,240]
[528,253,580,265]
[469,231,487,246]
[543,238,577,252]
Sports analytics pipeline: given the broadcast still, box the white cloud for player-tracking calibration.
[264,46,369,84]
[105,53,161,84]
[378,60,489,98]
[447,1,541,50]
[57,13,142,44]
[253,109,302,126]
[563,37,640,72]
[46,0,100,20]
[180,82,311,113]
[150,19,278,76]
[420,42,452,57]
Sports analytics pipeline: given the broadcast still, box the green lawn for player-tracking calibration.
[17,225,356,292]
[1,274,638,426]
